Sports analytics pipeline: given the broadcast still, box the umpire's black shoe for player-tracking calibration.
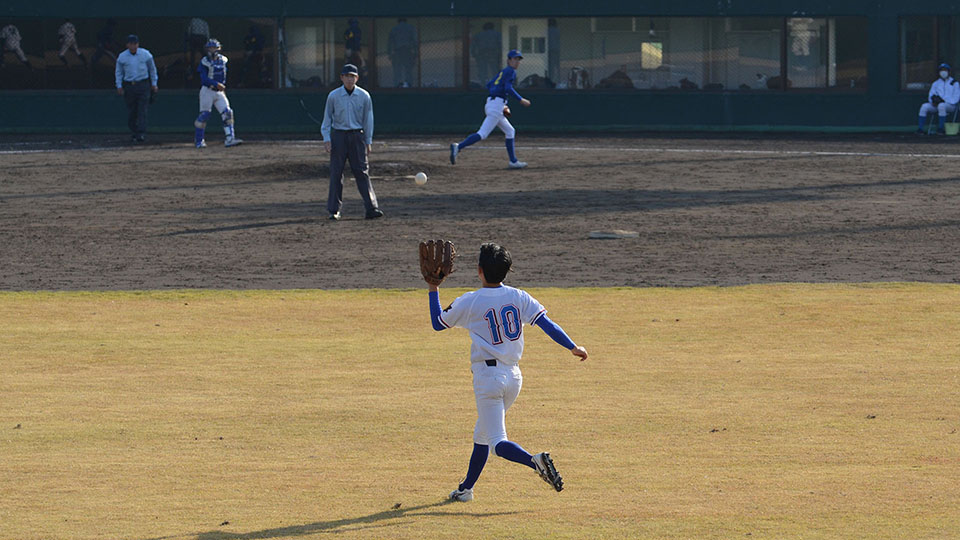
[328,212,341,221]
[365,208,384,220]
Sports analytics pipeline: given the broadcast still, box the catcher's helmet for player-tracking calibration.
[205,38,222,50]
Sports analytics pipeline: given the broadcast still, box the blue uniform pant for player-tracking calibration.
[327,129,379,215]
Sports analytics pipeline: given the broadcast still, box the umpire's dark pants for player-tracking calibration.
[122,79,151,136]
[327,129,379,215]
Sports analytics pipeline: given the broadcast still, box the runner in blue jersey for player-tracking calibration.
[450,49,531,169]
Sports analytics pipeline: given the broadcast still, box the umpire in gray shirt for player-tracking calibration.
[321,63,382,221]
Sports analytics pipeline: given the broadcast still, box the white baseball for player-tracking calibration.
[415,172,428,185]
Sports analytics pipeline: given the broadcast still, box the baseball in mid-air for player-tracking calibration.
[415,172,428,185]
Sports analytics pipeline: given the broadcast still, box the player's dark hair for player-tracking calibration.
[479,242,511,284]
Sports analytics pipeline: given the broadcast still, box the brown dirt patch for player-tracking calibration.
[2,133,959,290]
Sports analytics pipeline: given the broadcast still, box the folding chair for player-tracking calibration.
[927,104,960,134]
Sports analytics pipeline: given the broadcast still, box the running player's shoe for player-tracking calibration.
[196,140,207,148]
[224,137,243,147]
[531,452,563,492]
[449,487,474,502]
[508,160,527,169]
[450,143,458,164]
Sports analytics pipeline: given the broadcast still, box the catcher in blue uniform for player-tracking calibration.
[194,39,243,148]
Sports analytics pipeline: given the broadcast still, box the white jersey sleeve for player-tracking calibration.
[437,291,471,329]
[519,290,547,325]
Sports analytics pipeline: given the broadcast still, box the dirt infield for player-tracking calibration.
[2,133,959,290]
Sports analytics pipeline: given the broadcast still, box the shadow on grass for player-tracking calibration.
[140,499,519,540]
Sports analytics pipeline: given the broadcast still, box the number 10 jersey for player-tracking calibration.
[438,285,546,365]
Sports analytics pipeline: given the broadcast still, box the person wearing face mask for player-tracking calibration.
[917,63,960,135]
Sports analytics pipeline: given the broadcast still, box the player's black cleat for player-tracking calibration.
[531,452,563,492]
[329,212,341,221]
[365,208,384,220]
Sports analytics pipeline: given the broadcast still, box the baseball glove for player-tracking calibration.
[419,239,457,286]
[503,105,511,118]
[931,94,945,106]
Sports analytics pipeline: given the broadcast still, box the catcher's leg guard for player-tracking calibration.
[194,111,211,145]
[221,107,235,138]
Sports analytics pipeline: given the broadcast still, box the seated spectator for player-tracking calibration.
[917,62,959,135]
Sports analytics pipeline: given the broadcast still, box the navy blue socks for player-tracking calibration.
[459,443,489,490]
[458,133,481,150]
[505,138,517,162]
[460,440,537,490]
[495,440,535,470]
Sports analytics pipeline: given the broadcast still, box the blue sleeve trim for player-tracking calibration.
[429,290,447,331]
[534,314,576,350]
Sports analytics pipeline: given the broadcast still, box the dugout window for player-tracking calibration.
[468,20,504,88]
[900,16,960,91]
[786,17,868,90]
[0,17,276,91]
[703,18,782,91]
[545,17,782,92]
[373,18,463,89]
[282,18,375,88]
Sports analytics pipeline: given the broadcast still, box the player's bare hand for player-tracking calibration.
[571,345,588,361]
[324,141,331,153]
[116,88,124,96]
[151,86,158,93]
[216,83,225,91]
[520,98,531,107]
[366,144,372,155]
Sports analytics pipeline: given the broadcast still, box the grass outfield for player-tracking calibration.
[2,284,959,540]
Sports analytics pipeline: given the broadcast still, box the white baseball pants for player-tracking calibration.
[471,361,522,447]
[199,85,230,113]
[476,96,516,139]
[919,102,957,117]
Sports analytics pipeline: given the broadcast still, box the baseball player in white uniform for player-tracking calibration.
[426,242,588,502]
[194,39,242,148]
[57,20,86,66]
[1,24,31,68]
[917,62,960,135]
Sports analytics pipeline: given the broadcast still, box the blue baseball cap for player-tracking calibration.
[939,62,951,71]
[341,64,359,75]
[126,34,139,43]
[507,49,523,59]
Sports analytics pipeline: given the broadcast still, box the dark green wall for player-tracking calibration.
[0,89,923,134]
